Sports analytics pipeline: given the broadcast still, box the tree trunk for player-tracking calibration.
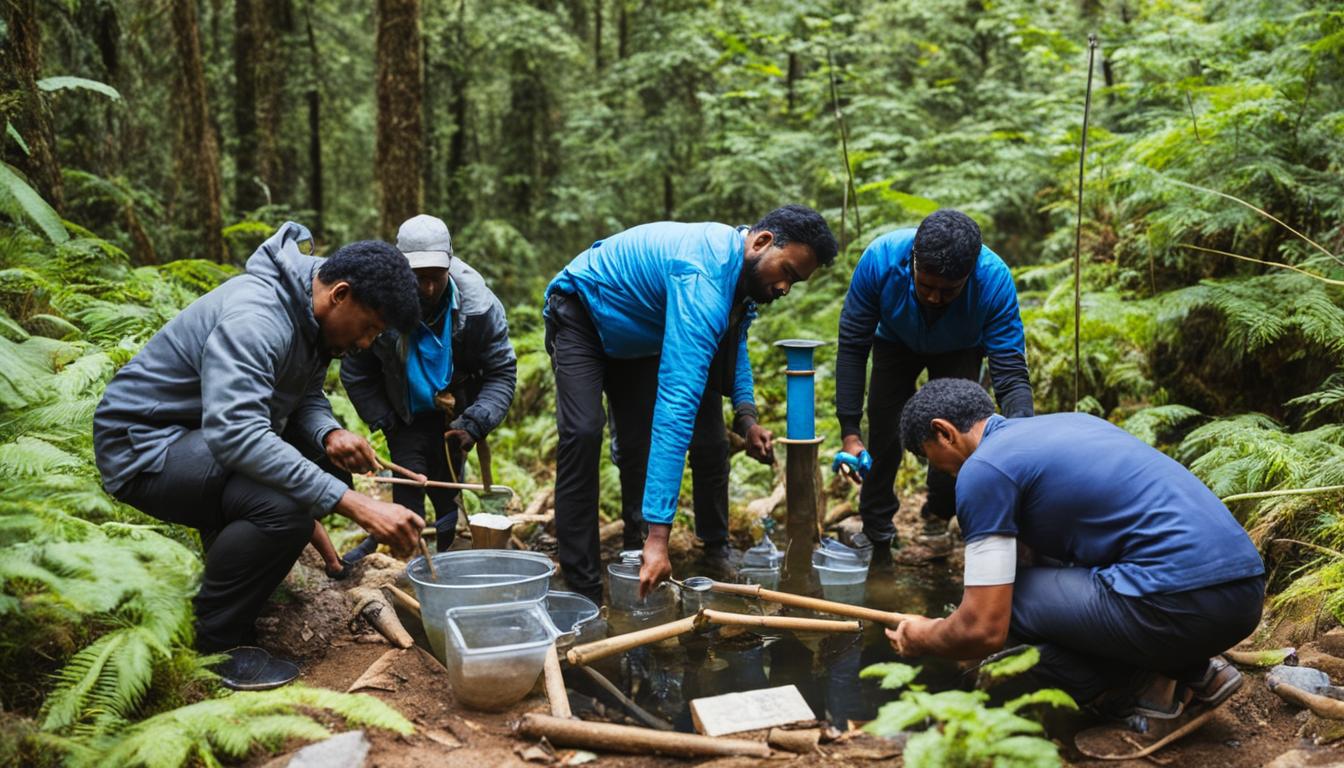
[171,0,228,262]
[375,0,425,240]
[444,0,469,218]
[0,0,64,210]
[304,0,324,236]
[593,0,603,70]
[617,0,628,60]
[233,0,262,213]
[256,0,298,207]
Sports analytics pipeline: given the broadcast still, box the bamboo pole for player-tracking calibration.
[376,457,427,484]
[701,609,860,633]
[543,645,572,718]
[566,615,702,666]
[382,584,421,618]
[516,714,771,758]
[709,582,916,628]
[370,475,518,497]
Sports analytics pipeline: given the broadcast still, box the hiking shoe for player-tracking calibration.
[1189,656,1243,707]
[213,646,300,691]
[699,542,740,580]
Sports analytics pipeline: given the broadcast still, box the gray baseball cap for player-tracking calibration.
[396,214,453,269]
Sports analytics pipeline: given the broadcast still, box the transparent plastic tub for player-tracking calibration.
[407,550,555,662]
[545,591,605,648]
[812,550,868,585]
[816,536,874,567]
[738,566,781,591]
[443,601,559,711]
[607,556,676,617]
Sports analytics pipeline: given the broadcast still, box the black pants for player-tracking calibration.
[859,337,982,543]
[112,429,350,653]
[1009,568,1265,704]
[611,387,731,552]
[549,292,719,599]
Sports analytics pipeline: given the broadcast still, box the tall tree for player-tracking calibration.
[0,0,64,210]
[233,0,262,213]
[170,0,228,262]
[303,0,324,236]
[257,0,298,206]
[375,0,425,240]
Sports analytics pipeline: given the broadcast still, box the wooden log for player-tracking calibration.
[784,442,822,571]
[1269,681,1344,720]
[701,609,860,633]
[566,615,701,666]
[361,599,413,649]
[768,728,821,754]
[543,645,572,718]
[822,502,857,529]
[383,584,421,619]
[709,582,915,628]
[578,665,674,731]
[524,486,554,518]
[516,713,772,758]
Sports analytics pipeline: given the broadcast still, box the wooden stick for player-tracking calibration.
[709,581,915,628]
[377,457,427,484]
[701,609,860,633]
[516,713,771,758]
[566,615,702,666]
[578,666,674,731]
[1269,680,1344,720]
[543,645,572,718]
[361,600,413,649]
[768,728,820,754]
[418,538,438,580]
[382,585,421,619]
[370,475,518,498]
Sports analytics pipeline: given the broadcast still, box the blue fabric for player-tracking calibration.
[844,228,1025,356]
[405,285,457,415]
[545,221,748,524]
[955,413,1265,597]
[732,303,758,407]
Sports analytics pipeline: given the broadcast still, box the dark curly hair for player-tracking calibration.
[900,377,995,456]
[317,240,420,333]
[751,204,839,267]
[912,209,982,280]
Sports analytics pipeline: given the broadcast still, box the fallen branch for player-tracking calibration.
[578,665,673,731]
[566,615,702,666]
[383,584,421,620]
[516,714,771,758]
[768,727,821,754]
[822,502,856,529]
[745,482,786,522]
[1269,681,1344,720]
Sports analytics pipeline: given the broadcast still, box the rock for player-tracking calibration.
[1264,750,1311,768]
[1318,628,1344,658]
[1268,665,1333,695]
[286,730,370,768]
[1300,713,1344,746]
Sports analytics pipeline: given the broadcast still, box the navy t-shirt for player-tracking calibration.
[955,413,1265,596]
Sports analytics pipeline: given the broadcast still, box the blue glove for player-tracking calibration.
[831,450,873,481]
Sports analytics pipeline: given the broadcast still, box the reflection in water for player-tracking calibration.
[603,563,967,732]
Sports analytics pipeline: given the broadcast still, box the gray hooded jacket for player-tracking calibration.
[93,222,348,513]
[339,258,516,439]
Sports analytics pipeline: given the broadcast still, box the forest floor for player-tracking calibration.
[244,494,1344,768]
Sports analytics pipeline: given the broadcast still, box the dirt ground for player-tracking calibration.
[247,497,1344,768]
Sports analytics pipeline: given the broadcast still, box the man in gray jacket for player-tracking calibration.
[340,215,517,559]
[93,223,424,679]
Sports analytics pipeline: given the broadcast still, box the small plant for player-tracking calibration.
[861,647,1076,768]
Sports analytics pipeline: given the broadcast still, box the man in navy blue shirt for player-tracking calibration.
[544,205,837,604]
[888,378,1265,731]
[834,210,1033,564]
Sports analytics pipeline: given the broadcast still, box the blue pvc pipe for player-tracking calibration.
[775,339,825,441]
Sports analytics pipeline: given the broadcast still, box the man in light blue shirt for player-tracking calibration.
[544,205,837,602]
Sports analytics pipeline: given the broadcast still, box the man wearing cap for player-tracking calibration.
[834,209,1034,565]
[340,215,517,560]
[93,223,425,687]
[544,205,838,604]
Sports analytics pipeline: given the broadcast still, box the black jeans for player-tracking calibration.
[112,429,350,653]
[859,337,982,543]
[346,410,468,560]
[611,387,731,552]
[1009,568,1266,704]
[547,292,672,599]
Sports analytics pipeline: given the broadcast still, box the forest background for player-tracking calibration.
[1,0,1342,765]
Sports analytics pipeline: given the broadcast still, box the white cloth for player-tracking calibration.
[963,534,1017,586]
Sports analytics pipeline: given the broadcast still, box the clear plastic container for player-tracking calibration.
[406,550,555,663]
[743,535,784,569]
[545,591,605,648]
[443,601,559,711]
[817,536,873,567]
[607,556,676,617]
[738,566,781,591]
[812,549,868,585]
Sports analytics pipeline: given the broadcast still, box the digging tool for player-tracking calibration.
[706,581,916,628]
[566,613,707,666]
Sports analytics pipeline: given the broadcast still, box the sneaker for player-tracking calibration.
[1188,656,1243,707]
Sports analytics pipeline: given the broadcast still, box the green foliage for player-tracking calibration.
[0,162,68,243]
[862,656,1076,768]
[35,77,122,102]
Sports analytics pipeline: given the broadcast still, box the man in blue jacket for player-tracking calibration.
[887,378,1264,733]
[609,304,774,576]
[834,209,1033,564]
[340,215,517,558]
[93,224,425,684]
[545,205,837,603]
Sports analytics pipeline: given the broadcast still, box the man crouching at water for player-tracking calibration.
[93,223,424,689]
[887,378,1265,734]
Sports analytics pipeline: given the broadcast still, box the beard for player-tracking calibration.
[743,256,777,304]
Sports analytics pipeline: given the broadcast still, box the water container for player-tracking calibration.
[443,601,559,711]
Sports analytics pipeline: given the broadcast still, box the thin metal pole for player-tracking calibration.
[1073,34,1098,411]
